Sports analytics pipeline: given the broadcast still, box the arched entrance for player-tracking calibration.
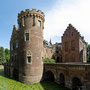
[13,69,19,80]
[72,77,82,90]
[44,71,55,81]
[59,73,65,87]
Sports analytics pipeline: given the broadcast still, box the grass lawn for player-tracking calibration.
[0,69,70,90]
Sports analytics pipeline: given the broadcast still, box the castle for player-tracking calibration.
[4,9,89,90]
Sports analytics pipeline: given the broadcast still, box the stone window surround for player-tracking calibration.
[26,50,32,64]
[24,30,30,41]
[27,56,31,64]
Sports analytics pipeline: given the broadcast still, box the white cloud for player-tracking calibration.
[44,0,90,44]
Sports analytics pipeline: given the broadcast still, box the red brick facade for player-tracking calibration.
[62,24,87,63]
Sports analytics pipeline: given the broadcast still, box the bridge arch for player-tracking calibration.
[44,71,55,81]
[72,77,82,90]
[59,73,65,87]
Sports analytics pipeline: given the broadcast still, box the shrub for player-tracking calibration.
[43,58,55,63]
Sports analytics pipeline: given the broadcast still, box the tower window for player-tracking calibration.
[25,33,29,41]
[27,56,31,63]
[19,23,22,28]
[38,20,41,27]
[16,42,18,48]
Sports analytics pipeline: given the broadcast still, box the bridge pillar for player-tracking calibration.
[65,80,72,89]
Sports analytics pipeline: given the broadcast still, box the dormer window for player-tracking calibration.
[38,20,41,27]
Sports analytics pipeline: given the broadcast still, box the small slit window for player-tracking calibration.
[27,56,31,63]
[19,23,22,28]
[38,20,41,27]
[25,33,29,41]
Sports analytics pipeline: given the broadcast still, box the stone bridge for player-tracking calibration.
[43,63,90,90]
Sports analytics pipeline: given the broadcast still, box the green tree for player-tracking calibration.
[0,47,5,64]
[0,47,10,65]
[43,58,55,63]
[5,48,10,62]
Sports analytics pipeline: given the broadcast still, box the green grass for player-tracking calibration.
[0,69,70,90]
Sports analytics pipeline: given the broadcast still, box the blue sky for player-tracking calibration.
[0,0,90,49]
[0,0,56,48]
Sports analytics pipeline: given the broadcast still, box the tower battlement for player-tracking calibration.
[18,9,45,24]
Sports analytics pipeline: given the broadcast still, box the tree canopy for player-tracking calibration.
[0,47,10,65]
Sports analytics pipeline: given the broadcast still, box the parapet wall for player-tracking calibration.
[18,9,45,24]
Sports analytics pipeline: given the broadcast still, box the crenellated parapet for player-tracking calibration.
[18,9,45,24]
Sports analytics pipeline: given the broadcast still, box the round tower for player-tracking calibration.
[18,9,45,83]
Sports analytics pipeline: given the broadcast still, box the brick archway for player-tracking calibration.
[44,71,55,81]
[72,77,82,90]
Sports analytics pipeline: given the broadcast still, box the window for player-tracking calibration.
[72,32,74,37]
[25,33,29,41]
[16,42,18,48]
[27,56,31,63]
[19,23,22,28]
[56,51,59,53]
[15,55,17,62]
[11,44,13,50]
[38,20,41,27]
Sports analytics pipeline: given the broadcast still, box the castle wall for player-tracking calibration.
[43,46,53,59]
[79,37,87,63]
